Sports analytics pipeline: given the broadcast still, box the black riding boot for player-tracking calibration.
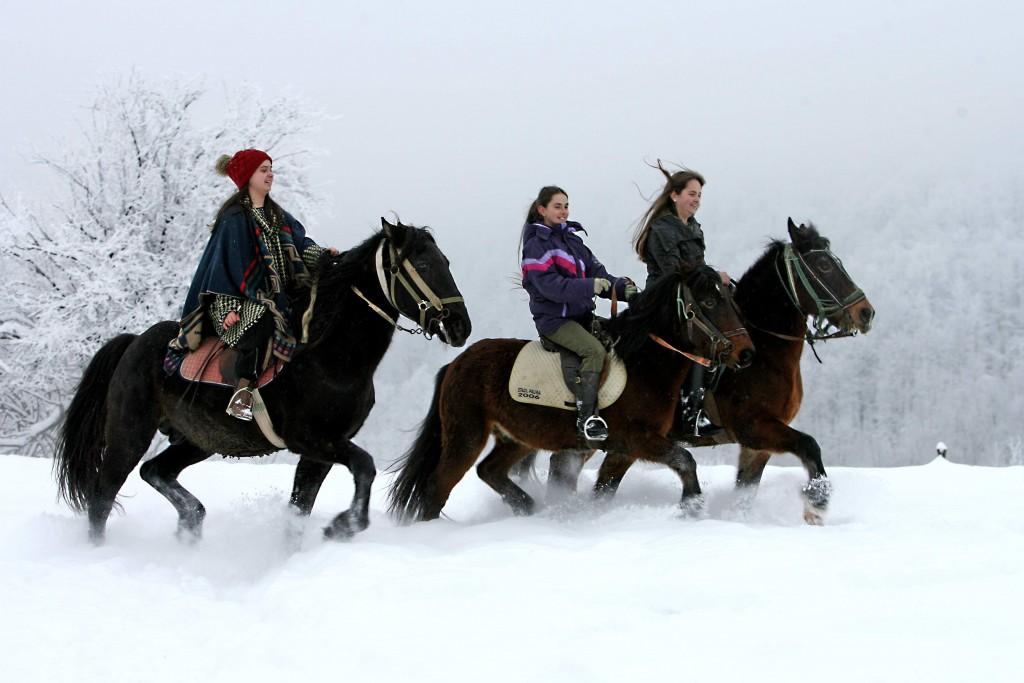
[680,365,722,438]
[576,371,608,442]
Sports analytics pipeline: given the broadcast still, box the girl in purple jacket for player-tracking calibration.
[520,186,635,441]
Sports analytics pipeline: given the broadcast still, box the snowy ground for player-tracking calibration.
[1,454,1021,682]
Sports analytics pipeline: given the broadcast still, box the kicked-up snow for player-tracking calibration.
[1,454,1021,682]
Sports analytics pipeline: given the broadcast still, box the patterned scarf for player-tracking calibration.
[242,195,313,361]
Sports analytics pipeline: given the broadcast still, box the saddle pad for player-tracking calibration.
[508,341,627,411]
[179,337,282,389]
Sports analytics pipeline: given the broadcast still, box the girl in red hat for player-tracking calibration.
[171,149,337,421]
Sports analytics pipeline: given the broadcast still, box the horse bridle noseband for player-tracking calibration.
[352,235,464,340]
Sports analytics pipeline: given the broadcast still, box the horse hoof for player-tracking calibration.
[803,505,825,526]
[323,511,368,541]
[679,494,707,519]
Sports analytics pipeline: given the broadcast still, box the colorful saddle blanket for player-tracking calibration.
[507,340,627,411]
[177,337,283,389]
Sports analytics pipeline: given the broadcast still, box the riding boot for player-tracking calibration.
[226,378,255,421]
[680,366,722,438]
[576,371,608,442]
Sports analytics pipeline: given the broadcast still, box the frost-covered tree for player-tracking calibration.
[0,75,320,456]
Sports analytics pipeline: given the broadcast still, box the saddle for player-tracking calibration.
[176,337,283,389]
[507,339,627,412]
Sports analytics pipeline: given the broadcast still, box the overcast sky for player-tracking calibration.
[3,0,1022,264]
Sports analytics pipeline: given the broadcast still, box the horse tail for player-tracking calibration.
[388,363,450,523]
[54,333,137,512]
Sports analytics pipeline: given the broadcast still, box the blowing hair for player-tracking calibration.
[632,160,705,260]
[212,154,284,227]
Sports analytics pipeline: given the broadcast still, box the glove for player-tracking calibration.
[593,278,611,295]
[624,284,639,301]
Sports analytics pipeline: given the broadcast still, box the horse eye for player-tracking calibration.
[701,298,716,309]
[817,257,833,272]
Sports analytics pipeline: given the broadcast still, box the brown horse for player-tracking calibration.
[540,219,875,524]
[387,265,755,522]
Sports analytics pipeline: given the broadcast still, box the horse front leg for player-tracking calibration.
[296,442,376,540]
[736,420,830,525]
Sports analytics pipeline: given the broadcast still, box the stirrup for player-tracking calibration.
[226,387,254,421]
[582,415,609,441]
[693,410,722,437]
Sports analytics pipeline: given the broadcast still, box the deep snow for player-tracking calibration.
[1,454,1020,682]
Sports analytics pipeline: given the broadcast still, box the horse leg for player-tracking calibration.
[298,442,376,540]
[138,442,211,541]
[593,451,633,501]
[421,420,491,521]
[476,438,537,515]
[738,421,830,525]
[644,442,705,517]
[88,379,160,545]
[547,449,589,504]
[289,458,333,516]
[734,446,772,513]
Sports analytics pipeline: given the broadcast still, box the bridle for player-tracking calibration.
[649,281,748,370]
[775,243,866,341]
[351,234,464,341]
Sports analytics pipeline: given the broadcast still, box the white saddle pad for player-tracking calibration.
[508,341,627,411]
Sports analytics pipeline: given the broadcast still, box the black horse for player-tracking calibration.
[54,219,471,544]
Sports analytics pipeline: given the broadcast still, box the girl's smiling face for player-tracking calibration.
[537,193,569,227]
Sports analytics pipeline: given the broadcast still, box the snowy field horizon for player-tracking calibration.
[2,454,1020,682]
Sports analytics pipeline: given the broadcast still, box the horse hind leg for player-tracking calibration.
[139,442,211,541]
[476,437,536,516]
[734,446,772,514]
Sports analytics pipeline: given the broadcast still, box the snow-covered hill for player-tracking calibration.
[1,455,1020,682]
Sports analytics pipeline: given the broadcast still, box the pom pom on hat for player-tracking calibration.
[220,149,271,189]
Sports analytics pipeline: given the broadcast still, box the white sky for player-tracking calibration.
[3,0,1022,248]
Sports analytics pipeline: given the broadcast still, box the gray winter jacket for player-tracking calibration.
[643,213,706,289]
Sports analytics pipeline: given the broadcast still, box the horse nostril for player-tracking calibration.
[860,307,874,324]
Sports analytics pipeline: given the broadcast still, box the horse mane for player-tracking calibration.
[300,222,431,343]
[736,223,830,309]
[605,264,721,362]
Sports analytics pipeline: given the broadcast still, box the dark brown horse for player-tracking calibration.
[387,265,755,522]
[540,219,874,524]
[54,220,471,544]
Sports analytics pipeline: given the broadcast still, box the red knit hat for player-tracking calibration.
[219,149,272,189]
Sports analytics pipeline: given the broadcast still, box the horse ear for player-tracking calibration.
[380,217,395,238]
[787,217,803,242]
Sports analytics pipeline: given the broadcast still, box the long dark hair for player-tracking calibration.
[214,189,285,227]
[632,161,705,260]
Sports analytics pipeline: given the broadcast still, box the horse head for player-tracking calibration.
[616,265,754,371]
[678,265,755,370]
[378,218,472,347]
[786,218,874,335]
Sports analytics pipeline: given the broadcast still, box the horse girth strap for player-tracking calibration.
[648,333,717,368]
